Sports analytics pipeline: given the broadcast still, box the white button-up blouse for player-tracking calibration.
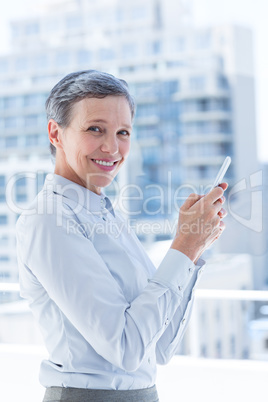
[16,174,205,390]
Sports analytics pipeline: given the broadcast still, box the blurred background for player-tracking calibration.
[0,0,268,401]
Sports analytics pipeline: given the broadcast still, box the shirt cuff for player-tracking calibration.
[150,248,206,296]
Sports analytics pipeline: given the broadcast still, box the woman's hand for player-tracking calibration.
[171,183,228,264]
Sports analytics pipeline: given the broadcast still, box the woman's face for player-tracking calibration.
[51,96,132,194]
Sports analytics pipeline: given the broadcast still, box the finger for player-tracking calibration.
[218,208,227,219]
[205,186,224,205]
[212,199,225,215]
[218,182,228,191]
[181,193,204,210]
[219,220,225,230]
[211,221,225,241]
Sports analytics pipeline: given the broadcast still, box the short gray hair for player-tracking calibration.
[45,70,136,157]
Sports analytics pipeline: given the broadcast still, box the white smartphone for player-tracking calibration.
[212,156,231,188]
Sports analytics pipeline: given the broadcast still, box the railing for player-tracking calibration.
[0,286,268,401]
[0,283,20,292]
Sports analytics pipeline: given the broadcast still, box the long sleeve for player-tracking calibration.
[16,174,205,389]
[155,257,205,365]
[17,206,199,373]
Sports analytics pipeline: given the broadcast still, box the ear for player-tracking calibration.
[48,119,64,150]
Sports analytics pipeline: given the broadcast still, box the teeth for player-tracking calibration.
[94,159,115,166]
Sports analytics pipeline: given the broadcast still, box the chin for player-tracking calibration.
[92,178,114,189]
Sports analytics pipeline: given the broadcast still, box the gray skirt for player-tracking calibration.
[43,385,159,402]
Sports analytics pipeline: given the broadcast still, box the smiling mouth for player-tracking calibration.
[92,159,119,167]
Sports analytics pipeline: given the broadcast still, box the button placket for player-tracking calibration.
[100,198,107,221]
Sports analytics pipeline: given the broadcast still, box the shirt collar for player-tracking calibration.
[43,173,115,217]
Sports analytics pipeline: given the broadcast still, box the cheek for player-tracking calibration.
[120,140,131,158]
[73,137,99,156]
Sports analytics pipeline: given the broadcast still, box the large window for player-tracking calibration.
[0,59,9,74]
[136,103,159,118]
[66,15,82,30]
[0,215,8,225]
[99,49,115,61]
[121,43,138,60]
[77,50,92,65]
[0,176,5,203]
[24,115,39,128]
[14,176,27,203]
[24,94,45,108]
[2,96,22,110]
[25,22,40,36]
[189,76,206,91]
[15,57,29,72]
[55,51,70,67]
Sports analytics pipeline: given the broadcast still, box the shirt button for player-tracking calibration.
[165,318,169,326]
[148,357,151,364]
[178,285,183,291]
[182,318,186,325]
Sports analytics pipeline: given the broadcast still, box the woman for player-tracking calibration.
[16,70,227,402]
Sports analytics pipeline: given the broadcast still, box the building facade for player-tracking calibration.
[0,0,260,284]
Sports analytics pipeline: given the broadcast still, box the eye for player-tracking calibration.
[88,126,101,133]
[118,130,130,137]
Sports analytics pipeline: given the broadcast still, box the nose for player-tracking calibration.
[100,134,119,155]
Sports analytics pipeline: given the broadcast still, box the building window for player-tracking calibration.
[55,51,70,67]
[11,24,20,39]
[122,43,137,60]
[25,22,40,35]
[136,126,160,140]
[216,340,222,358]
[189,76,206,91]
[132,6,148,20]
[5,137,18,148]
[25,115,39,127]
[0,59,8,74]
[136,103,159,118]
[36,172,47,193]
[4,117,17,129]
[142,146,160,164]
[3,96,21,109]
[230,335,236,356]
[0,176,5,203]
[162,81,179,97]
[25,134,39,147]
[218,75,229,89]
[134,82,161,98]
[77,50,92,65]
[172,37,186,52]
[15,57,29,72]
[15,176,27,203]
[66,15,82,30]
[195,31,211,50]
[148,40,162,55]
[33,55,49,70]
[0,215,8,225]
[201,344,207,357]
[99,49,115,61]
[0,235,8,246]
[116,8,124,22]
[24,94,44,108]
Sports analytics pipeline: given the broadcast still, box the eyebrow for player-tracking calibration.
[86,119,132,129]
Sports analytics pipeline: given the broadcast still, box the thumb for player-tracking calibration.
[181,193,204,211]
